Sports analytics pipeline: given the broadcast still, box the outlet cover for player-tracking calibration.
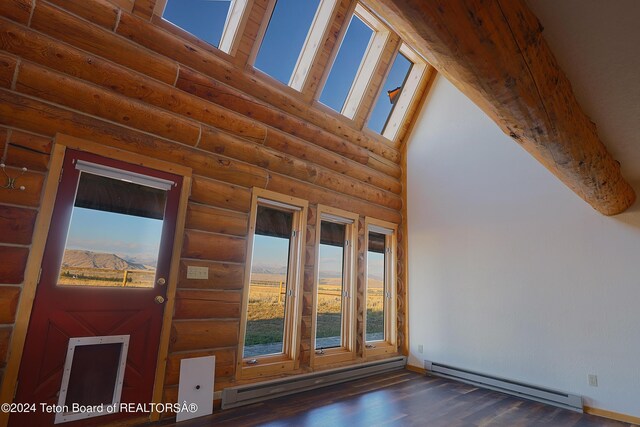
[588,374,598,387]
[418,344,424,354]
[187,266,209,280]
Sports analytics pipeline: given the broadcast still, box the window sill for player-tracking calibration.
[312,347,355,367]
[239,355,296,380]
[364,341,396,359]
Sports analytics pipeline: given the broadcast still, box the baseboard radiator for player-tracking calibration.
[221,356,406,409]
[425,361,583,413]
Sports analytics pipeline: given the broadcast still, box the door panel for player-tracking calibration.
[12,150,182,426]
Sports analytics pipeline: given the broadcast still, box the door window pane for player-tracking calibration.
[244,206,293,358]
[254,0,322,84]
[58,173,166,288]
[319,15,373,112]
[315,221,346,349]
[162,0,232,47]
[366,231,386,341]
[367,52,413,134]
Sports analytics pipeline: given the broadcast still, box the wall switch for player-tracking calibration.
[588,374,598,387]
[418,344,424,354]
[187,266,209,280]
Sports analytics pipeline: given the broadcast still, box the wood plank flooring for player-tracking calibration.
[157,370,636,426]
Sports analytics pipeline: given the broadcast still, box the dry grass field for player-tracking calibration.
[245,275,384,347]
[58,267,155,288]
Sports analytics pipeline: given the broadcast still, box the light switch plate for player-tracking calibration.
[187,266,209,280]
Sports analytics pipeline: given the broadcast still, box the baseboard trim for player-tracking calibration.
[584,406,640,424]
[405,364,427,375]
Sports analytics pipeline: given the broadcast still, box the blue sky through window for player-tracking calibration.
[319,15,373,112]
[66,207,164,264]
[367,52,413,134]
[254,0,322,84]
[163,0,231,47]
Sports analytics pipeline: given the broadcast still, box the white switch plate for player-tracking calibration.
[418,344,423,354]
[187,266,209,280]
[588,374,598,387]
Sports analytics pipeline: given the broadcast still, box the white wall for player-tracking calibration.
[406,75,640,416]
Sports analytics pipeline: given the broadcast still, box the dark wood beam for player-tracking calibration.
[368,0,635,215]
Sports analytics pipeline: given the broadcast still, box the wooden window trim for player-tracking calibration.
[363,217,397,359]
[379,44,429,141]
[289,0,341,92]
[153,0,252,56]
[237,188,308,380]
[311,205,358,368]
[340,4,391,120]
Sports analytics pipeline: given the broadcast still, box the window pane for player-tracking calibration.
[367,52,413,134]
[254,0,322,84]
[163,0,232,47]
[58,173,165,288]
[319,15,373,112]
[366,231,386,341]
[315,221,346,350]
[244,207,293,358]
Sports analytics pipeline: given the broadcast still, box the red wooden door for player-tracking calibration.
[12,150,182,426]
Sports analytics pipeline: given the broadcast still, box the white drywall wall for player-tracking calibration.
[406,74,640,416]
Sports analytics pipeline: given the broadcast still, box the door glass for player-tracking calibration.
[244,205,293,358]
[58,172,167,288]
[315,221,346,349]
[366,231,386,341]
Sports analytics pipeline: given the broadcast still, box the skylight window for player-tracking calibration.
[254,0,322,85]
[162,0,232,47]
[367,52,413,134]
[319,15,373,112]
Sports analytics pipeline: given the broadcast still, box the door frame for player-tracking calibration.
[0,134,192,426]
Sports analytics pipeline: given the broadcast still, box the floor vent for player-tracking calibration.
[425,361,583,413]
[221,356,406,409]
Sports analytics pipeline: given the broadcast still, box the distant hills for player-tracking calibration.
[62,250,153,270]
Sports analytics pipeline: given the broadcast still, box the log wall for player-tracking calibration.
[0,0,411,411]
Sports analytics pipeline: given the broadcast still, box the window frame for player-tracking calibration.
[311,205,358,367]
[155,0,252,55]
[363,217,397,358]
[374,43,429,141]
[237,188,308,379]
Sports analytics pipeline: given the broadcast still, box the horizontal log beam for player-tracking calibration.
[164,348,235,386]
[114,8,401,163]
[174,290,241,320]
[30,1,178,85]
[169,320,239,352]
[0,17,400,187]
[178,259,245,290]
[365,0,635,215]
[0,286,20,323]
[0,247,28,284]
[186,204,248,237]
[189,176,251,213]
[182,230,246,263]
[0,205,37,245]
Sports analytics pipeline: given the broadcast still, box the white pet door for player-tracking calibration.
[54,335,129,424]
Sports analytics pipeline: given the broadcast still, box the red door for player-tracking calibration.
[12,150,182,426]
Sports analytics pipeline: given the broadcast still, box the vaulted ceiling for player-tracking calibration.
[368,0,638,215]
[526,0,640,188]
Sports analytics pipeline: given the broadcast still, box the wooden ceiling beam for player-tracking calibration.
[367,0,635,215]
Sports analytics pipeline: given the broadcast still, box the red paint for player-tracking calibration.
[12,150,182,426]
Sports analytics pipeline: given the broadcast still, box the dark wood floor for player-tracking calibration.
[158,370,636,426]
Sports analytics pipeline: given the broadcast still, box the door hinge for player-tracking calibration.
[59,168,63,182]
[37,268,42,285]
[13,381,18,399]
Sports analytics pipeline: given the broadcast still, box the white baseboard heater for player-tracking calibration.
[424,361,583,413]
[221,356,406,409]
